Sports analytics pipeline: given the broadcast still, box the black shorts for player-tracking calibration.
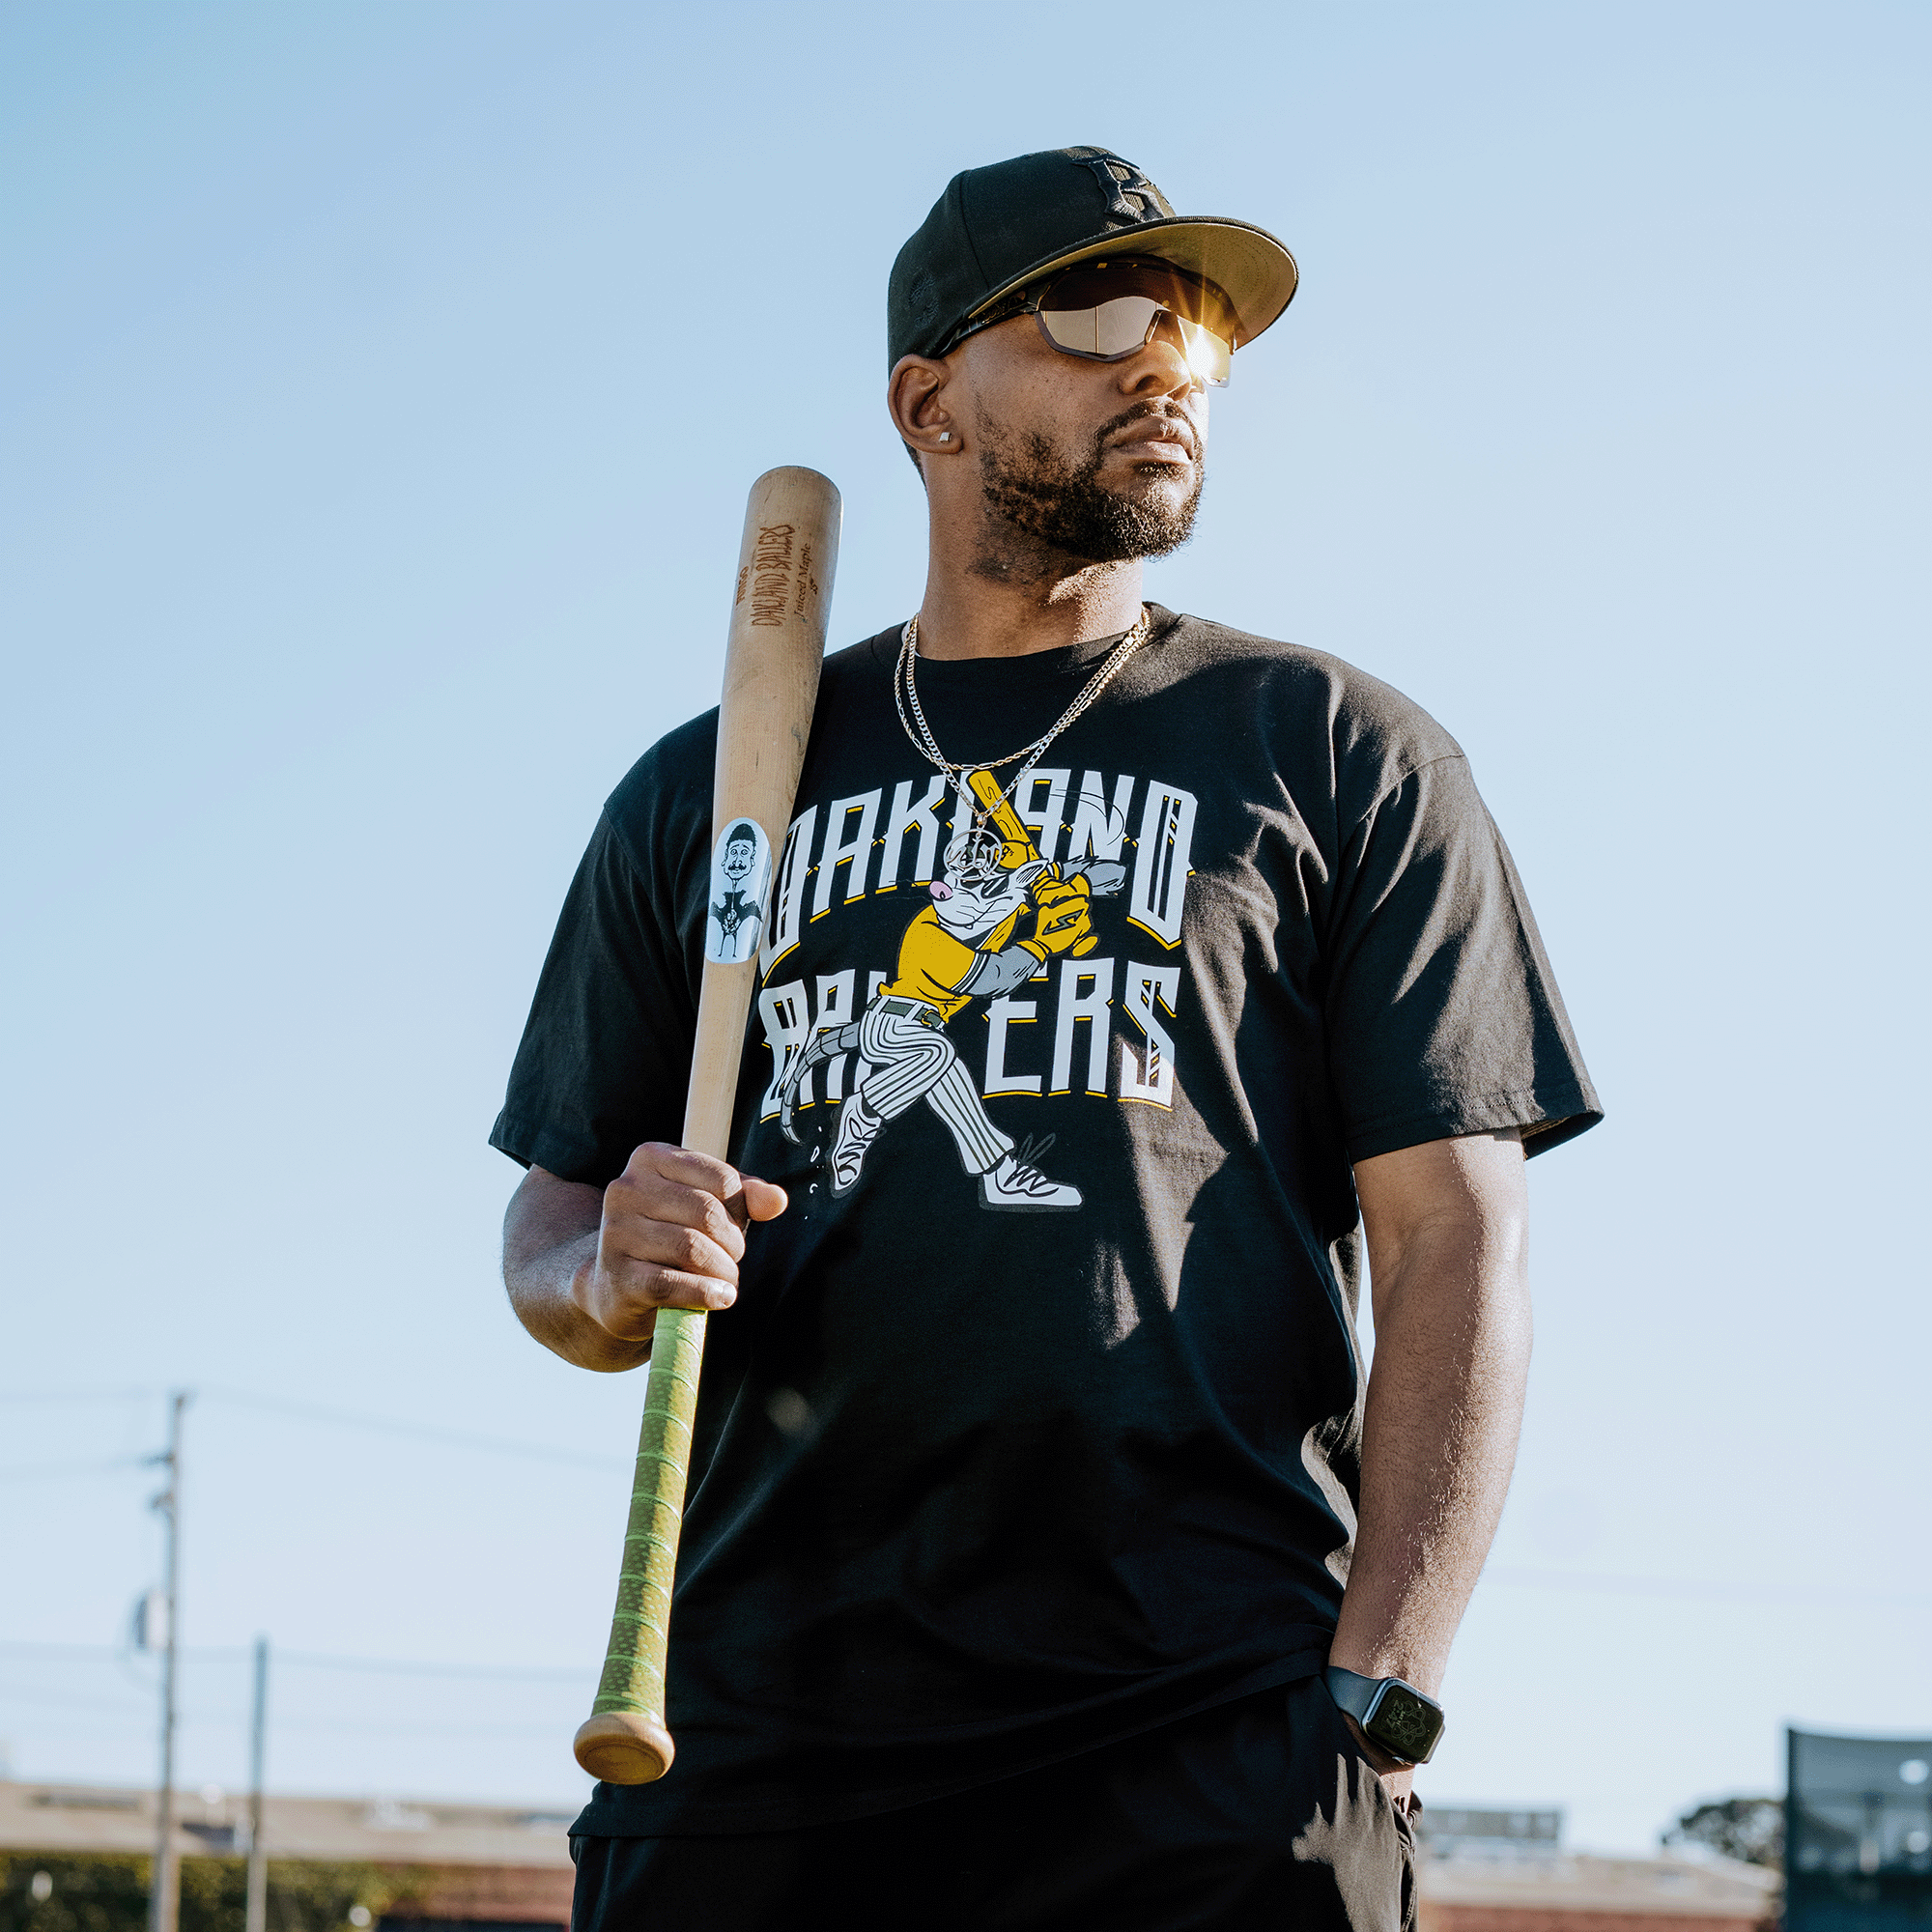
[569,1676,1416,1932]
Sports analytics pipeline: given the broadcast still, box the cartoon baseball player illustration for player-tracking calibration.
[709,819,766,961]
[778,769,1125,1211]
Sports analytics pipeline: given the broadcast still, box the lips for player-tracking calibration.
[1111,415,1198,462]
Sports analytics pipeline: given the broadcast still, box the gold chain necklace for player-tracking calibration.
[893,608,1151,828]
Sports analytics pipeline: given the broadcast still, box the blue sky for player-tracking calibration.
[3,0,1927,1853]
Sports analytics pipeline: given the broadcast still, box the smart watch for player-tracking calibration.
[1323,1665,1446,1767]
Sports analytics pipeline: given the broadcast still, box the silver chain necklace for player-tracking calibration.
[893,607,1151,827]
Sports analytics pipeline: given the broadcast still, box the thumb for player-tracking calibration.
[740,1175,790,1222]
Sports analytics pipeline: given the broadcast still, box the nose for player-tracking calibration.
[1119,313,1203,400]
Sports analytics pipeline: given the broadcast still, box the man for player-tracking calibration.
[495,145,1600,1931]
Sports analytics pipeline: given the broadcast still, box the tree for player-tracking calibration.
[0,1855,412,1932]
[1663,1796,1784,1870]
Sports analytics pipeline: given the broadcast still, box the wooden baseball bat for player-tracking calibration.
[572,466,838,1785]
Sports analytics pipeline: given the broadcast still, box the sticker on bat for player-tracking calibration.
[705,818,773,965]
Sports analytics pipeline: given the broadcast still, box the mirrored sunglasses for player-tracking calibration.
[953,260,1239,387]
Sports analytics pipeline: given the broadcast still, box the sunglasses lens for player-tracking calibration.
[1037,266,1236,384]
[1039,295,1157,355]
[1174,315,1233,386]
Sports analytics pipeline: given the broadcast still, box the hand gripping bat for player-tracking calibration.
[571,468,839,1785]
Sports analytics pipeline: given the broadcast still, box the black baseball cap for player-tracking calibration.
[888,146,1298,369]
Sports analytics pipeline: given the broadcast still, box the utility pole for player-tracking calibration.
[147,1391,189,1932]
[244,1636,269,1932]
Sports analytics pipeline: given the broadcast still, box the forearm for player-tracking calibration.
[502,1167,653,1373]
[1333,1135,1531,1695]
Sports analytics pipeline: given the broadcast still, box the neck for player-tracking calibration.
[913,497,1146,662]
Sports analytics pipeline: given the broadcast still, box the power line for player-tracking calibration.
[0,1388,153,1405]
[276,1649,584,1683]
[196,1385,627,1472]
[0,1641,178,1661]
[270,1718,579,1740]
[0,1691,574,1743]
[0,1456,149,1483]
[14,1400,1919,1620]
[0,1639,584,1683]
[1483,1565,1932,1610]
[0,1383,628,1472]
[0,1680,155,1714]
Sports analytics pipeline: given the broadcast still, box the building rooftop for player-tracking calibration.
[1420,1846,1780,1924]
[0,1780,576,1869]
[4,1778,1785,1929]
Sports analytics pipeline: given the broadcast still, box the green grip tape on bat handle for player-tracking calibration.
[572,1306,707,1781]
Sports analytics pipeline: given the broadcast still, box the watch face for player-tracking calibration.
[1367,1683,1445,1764]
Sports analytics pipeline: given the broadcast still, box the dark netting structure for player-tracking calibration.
[1788,1729,1932,1930]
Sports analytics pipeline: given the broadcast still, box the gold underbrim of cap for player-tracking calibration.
[962,215,1298,351]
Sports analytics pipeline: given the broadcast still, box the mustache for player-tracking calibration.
[1094,400,1199,460]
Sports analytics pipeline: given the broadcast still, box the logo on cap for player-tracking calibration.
[1073,151,1163,222]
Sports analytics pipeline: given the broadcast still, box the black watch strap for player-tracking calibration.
[1323,1665,1388,1736]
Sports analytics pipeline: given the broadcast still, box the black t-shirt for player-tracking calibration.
[493,607,1600,1833]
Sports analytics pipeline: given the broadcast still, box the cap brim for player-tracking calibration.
[962,215,1298,351]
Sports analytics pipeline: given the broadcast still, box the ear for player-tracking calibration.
[889,355,962,462]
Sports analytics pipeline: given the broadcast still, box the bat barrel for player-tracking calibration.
[574,468,838,1785]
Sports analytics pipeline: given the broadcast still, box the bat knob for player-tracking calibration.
[574,1711,674,1784]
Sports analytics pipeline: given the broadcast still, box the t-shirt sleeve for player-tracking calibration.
[489,810,699,1185]
[1323,753,1601,1162]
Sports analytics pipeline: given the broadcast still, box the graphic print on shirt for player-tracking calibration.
[757,765,1195,1214]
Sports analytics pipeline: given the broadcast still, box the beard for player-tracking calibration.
[972,403,1204,568]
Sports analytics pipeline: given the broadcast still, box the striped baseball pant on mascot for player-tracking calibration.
[856,1000,1012,1174]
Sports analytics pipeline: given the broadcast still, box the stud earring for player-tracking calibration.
[937,432,952,443]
